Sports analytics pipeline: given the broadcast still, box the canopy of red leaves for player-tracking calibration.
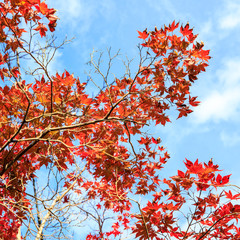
[0,2,239,239]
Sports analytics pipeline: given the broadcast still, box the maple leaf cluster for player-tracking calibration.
[0,1,239,239]
[131,159,240,239]
[0,0,58,81]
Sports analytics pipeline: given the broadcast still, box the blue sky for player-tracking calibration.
[29,0,240,238]
[45,0,240,184]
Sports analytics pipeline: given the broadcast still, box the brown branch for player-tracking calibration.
[198,212,240,240]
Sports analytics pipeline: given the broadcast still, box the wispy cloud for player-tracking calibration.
[47,50,63,75]
[192,58,240,124]
[49,0,94,33]
[220,131,240,146]
[48,0,116,34]
[146,0,179,19]
[218,0,240,30]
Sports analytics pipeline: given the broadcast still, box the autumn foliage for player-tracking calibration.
[0,1,240,239]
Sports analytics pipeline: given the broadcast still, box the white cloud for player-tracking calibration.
[218,0,240,29]
[59,0,83,19]
[192,58,240,124]
[199,20,213,38]
[52,0,94,33]
[146,0,178,18]
[193,88,240,123]
[48,0,116,34]
[198,20,218,49]
[52,0,86,19]
[220,131,240,146]
[47,50,63,75]
[198,0,240,47]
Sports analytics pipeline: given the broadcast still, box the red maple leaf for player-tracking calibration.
[137,30,149,40]
[34,23,48,37]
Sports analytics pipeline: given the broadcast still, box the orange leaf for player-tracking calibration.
[137,30,149,40]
